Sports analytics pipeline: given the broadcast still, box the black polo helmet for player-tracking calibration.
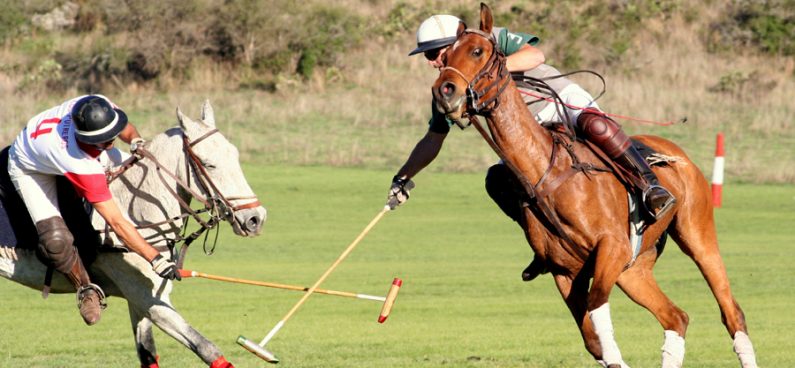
[71,95,128,144]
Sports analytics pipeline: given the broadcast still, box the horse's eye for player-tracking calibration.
[202,160,216,169]
[473,48,483,57]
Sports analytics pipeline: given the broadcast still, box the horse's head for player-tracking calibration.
[432,3,507,121]
[177,101,266,237]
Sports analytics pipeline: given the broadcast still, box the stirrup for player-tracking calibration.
[76,283,108,310]
[643,185,676,220]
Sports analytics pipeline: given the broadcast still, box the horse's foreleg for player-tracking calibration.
[588,237,632,368]
[144,300,227,366]
[130,305,159,368]
[670,204,758,368]
[617,250,689,368]
[553,274,603,364]
[95,254,230,367]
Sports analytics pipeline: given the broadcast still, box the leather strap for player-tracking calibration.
[470,116,589,261]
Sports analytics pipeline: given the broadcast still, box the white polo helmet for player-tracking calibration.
[408,15,463,56]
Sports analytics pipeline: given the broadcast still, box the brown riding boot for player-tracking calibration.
[65,259,106,325]
[578,112,675,222]
[615,147,676,221]
[521,255,547,282]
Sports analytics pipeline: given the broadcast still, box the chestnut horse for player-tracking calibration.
[431,4,757,368]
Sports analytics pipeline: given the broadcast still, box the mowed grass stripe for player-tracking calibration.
[0,165,792,367]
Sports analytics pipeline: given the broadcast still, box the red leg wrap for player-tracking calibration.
[210,356,234,368]
[141,355,159,368]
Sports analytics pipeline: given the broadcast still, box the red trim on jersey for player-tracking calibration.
[30,117,61,139]
[64,172,112,203]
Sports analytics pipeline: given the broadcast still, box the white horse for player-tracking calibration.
[0,101,267,367]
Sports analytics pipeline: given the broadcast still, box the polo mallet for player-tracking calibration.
[238,206,392,363]
[378,277,402,323]
[179,269,398,304]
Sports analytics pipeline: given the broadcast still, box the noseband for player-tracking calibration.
[440,29,511,114]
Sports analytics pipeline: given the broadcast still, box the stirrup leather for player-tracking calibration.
[76,283,108,310]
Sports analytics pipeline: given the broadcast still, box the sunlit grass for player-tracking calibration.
[0,165,792,367]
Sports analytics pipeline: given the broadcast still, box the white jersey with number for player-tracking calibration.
[9,95,116,203]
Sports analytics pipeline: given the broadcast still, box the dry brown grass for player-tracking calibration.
[1,1,792,183]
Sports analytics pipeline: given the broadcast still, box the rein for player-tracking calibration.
[106,128,260,267]
[445,29,589,261]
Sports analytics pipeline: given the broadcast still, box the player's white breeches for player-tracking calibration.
[520,83,601,126]
[7,152,61,223]
[495,84,602,168]
[6,147,129,224]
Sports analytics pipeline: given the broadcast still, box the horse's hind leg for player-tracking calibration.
[130,305,159,367]
[617,249,689,368]
[669,197,758,367]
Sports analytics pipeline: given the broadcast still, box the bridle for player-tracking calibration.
[439,29,511,115]
[107,127,261,267]
[437,28,589,261]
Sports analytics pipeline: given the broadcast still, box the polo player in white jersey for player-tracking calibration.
[8,95,180,325]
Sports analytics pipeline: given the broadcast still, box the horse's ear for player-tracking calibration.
[177,106,196,131]
[200,99,216,127]
[456,20,466,37]
[479,2,493,34]
[177,107,186,126]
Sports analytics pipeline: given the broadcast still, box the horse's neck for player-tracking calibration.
[106,129,189,244]
[485,81,553,183]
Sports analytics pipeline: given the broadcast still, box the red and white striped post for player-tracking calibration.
[711,132,725,208]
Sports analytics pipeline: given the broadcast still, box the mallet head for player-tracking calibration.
[237,335,279,364]
[378,278,403,323]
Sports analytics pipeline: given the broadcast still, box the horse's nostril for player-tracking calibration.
[441,82,456,98]
[245,217,260,232]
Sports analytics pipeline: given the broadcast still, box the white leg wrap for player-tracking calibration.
[661,330,685,368]
[733,331,758,368]
[589,303,629,367]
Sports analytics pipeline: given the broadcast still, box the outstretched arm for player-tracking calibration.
[385,130,446,210]
[92,199,159,262]
[92,198,180,280]
[396,130,447,179]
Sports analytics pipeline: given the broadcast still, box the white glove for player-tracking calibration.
[151,255,181,280]
[386,175,415,210]
[130,137,147,155]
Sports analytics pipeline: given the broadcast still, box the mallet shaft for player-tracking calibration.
[257,206,390,347]
[180,269,386,302]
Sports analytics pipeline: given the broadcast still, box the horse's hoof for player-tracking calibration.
[521,258,547,281]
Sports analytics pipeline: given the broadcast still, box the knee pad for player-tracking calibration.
[35,217,78,274]
[577,113,630,158]
[485,164,526,222]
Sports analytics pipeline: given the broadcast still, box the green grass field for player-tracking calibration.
[0,165,793,367]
